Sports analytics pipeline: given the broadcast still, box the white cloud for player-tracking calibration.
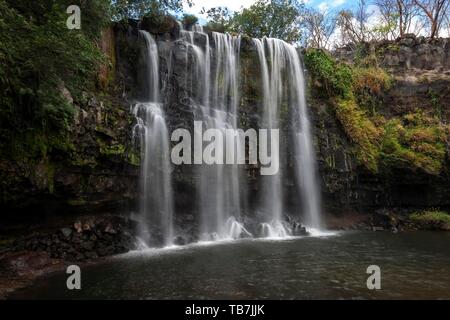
[318,2,329,12]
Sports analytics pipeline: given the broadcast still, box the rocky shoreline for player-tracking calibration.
[1,208,448,299]
[0,213,138,299]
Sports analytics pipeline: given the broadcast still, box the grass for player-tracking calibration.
[410,210,450,230]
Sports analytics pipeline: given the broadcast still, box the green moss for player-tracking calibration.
[353,66,392,115]
[71,157,98,168]
[381,113,447,175]
[410,210,450,230]
[428,89,443,120]
[100,143,125,156]
[305,48,448,175]
[127,149,141,166]
[335,98,381,173]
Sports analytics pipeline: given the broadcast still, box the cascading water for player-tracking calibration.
[287,46,323,230]
[253,38,323,234]
[253,38,284,236]
[132,30,174,246]
[177,26,247,240]
[200,32,244,240]
[131,25,323,248]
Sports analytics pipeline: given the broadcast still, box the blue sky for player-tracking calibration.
[183,0,364,24]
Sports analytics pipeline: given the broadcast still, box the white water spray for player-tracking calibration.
[253,38,323,233]
[132,31,174,246]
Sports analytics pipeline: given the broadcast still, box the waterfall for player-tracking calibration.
[132,31,174,246]
[253,39,284,236]
[253,38,323,232]
[288,46,323,230]
[130,26,323,248]
[200,32,244,240]
[177,27,247,240]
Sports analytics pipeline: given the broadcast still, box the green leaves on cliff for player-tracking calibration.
[381,113,448,175]
[304,49,353,99]
[305,48,448,175]
[334,99,382,173]
[0,0,109,158]
[410,210,450,230]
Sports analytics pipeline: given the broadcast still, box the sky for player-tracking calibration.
[181,0,449,43]
[183,0,363,22]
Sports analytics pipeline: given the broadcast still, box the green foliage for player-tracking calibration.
[205,0,303,43]
[0,0,108,159]
[381,113,448,175]
[230,0,303,43]
[182,13,198,29]
[304,49,353,99]
[410,210,450,230]
[335,99,382,173]
[352,66,392,115]
[304,48,448,174]
[112,0,191,21]
[203,7,234,33]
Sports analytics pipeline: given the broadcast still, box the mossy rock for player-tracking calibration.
[410,210,450,231]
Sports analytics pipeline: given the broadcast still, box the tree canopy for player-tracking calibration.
[205,0,304,43]
[112,0,192,20]
[231,0,303,43]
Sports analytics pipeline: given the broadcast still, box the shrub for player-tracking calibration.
[304,48,353,99]
[182,14,198,29]
[352,67,391,96]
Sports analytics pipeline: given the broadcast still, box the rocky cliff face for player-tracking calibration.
[2,21,449,224]
[1,26,139,220]
[126,23,450,219]
[315,35,450,215]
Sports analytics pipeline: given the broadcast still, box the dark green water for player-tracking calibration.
[11,232,450,299]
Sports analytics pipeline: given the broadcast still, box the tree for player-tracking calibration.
[336,10,365,46]
[112,0,192,21]
[182,13,198,29]
[413,0,450,38]
[202,6,233,33]
[231,0,303,43]
[356,0,370,42]
[374,0,421,38]
[300,7,336,49]
[335,0,378,47]
[205,0,304,43]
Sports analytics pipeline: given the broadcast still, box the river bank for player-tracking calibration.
[1,209,448,299]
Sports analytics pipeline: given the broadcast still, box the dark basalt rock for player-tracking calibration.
[10,215,138,262]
